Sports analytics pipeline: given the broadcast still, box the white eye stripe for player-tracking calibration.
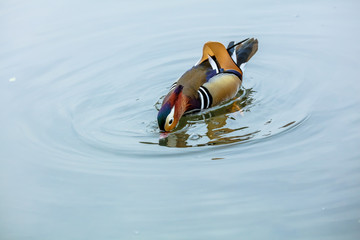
[166,106,175,125]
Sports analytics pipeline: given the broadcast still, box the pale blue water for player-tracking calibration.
[1,0,360,239]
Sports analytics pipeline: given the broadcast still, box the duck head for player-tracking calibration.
[157,85,188,132]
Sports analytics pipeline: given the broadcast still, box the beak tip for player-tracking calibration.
[159,132,170,139]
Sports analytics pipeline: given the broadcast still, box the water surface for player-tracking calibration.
[1,0,360,239]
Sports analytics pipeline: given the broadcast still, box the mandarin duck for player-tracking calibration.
[157,38,258,132]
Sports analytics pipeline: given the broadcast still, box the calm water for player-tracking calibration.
[1,0,360,239]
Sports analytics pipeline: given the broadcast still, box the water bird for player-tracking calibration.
[157,38,258,132]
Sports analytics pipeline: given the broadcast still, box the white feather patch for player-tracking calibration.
[208,55,219,73]
[231,49,237,64]
[240,62,246,72]
[166,106,175,126]
[198,90,204,109]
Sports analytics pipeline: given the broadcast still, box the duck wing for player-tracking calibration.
[170,39,258,111]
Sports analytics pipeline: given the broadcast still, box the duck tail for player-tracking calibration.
[227,38,258,66]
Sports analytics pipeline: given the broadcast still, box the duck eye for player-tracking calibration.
[169,118,173,125]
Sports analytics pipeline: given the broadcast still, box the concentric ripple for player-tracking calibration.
[2,4,316,163]
[7,32,314,167]
[69,43,311,150]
